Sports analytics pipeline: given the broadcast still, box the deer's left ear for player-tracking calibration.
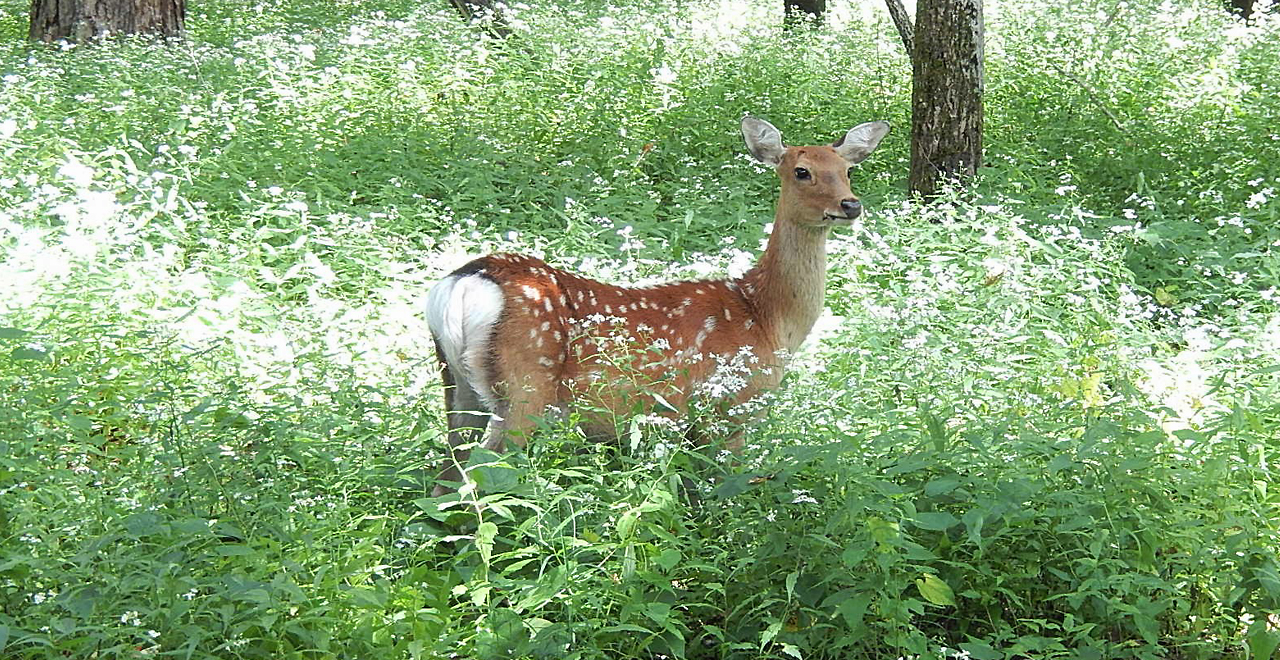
[833,121,890,164]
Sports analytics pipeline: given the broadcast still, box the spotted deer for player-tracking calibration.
[426,117,889,495]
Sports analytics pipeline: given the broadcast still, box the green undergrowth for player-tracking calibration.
[1,0,1278,657]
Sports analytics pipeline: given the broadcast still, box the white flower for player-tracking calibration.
[58,157,94,186]
[792,489,817,504]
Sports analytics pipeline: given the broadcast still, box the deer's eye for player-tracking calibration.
[794,167,811,180]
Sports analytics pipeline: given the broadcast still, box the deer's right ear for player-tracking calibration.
[742,117,786,167]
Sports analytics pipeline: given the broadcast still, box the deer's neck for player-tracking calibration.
[739,208,830,354]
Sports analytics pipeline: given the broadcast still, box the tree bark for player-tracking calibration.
[30,0,184,42]
[883,0,914,55]
[449,0,512,39]
[908,0,983,198]
[784,0,827,27]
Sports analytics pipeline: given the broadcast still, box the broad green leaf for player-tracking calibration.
[913,511,959,531]
[840,543,869,567]
[924,475,961,496]
[0,328,29,339]
[1246,620,1280,660]
[64,414,94,430]
[960,640,1002,660]
[838,593,872,634]
[644,602,670,623]
[654,548,681,571]
[916,573,956,607]
[9,347,47,361]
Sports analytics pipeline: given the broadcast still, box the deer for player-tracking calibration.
[425,116,890,497]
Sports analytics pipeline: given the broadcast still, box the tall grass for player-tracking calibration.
[0,0,1277,657]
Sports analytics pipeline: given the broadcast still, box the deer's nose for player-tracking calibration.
[840,198,862,218]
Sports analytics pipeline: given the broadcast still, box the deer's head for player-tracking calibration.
[742,117,890,228]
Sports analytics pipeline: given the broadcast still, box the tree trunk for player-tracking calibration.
[909,0,984,198]
[784,0,826,27]
[449,0,512,39]
[29,0,184,42]
[1227,0,1255,20]
[884,0,915,55]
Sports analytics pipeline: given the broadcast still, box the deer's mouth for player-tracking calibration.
[822,213,857,226]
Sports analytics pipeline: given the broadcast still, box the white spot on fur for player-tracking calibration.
[544,297,553,312]
[522,285,541,301]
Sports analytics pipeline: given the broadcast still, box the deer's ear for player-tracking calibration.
[833,121,890,164]
[742,117,786,166]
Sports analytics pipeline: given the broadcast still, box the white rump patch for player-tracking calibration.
[426,274,504,410]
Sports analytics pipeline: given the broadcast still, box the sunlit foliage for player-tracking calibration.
[0,0,1277,657]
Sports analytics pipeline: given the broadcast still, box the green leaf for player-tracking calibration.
[652,393,679,414]
[1246,620,1280,660]
[760,620,782,648]
[600,624,654,635]
[1047,453,1075,473]
[838,593,872,634]
[644,602,670,623]
[916,573,956,606]
[654,548,681,571]
[9,347,47,361]
[960,640,1002,660]
[638,486,673,513]
[924,475,961,496]
[476,521,497,566]
[781,643,803,659]
[913,511,959,531]
[0,328,29,339]
[840,542,869,567]
[616,510,638,539]
[962,509,985,546]
[348,586,388,609]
